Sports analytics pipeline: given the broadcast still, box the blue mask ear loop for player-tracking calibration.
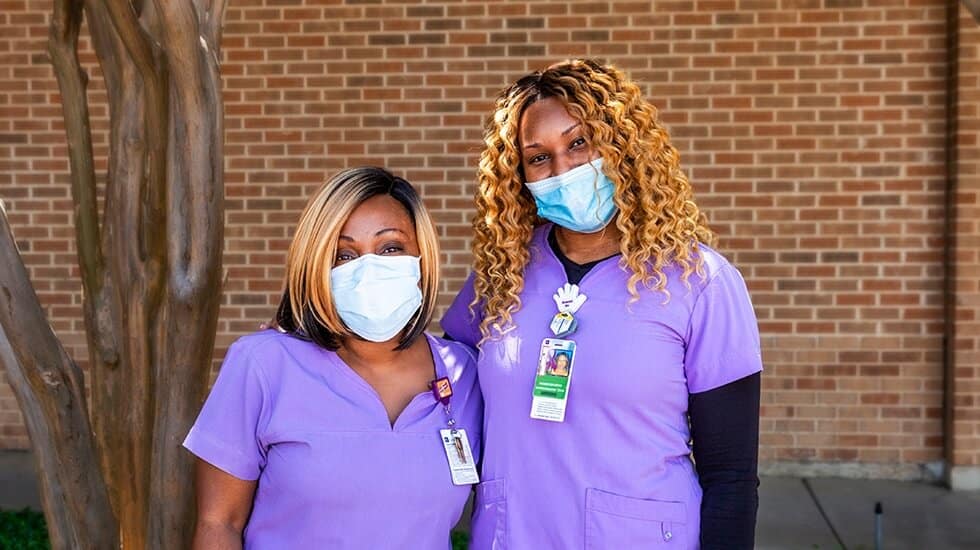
[589,159,606,227]
[582,157,617,233]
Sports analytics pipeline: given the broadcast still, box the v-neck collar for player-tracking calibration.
[324,333,446,431]
[537,223,622,288]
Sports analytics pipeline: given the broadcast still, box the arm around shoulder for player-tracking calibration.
[440,272,483,348]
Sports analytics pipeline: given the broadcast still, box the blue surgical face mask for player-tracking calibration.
[525,158,617,233]
[329,254,423,343]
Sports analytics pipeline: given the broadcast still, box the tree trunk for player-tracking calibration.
[0,0,227,547]
[0,208,118,549]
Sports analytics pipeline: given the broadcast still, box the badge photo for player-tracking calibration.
[530,338,577,422]
[440,429,479,485]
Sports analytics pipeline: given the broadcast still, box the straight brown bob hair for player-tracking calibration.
[274,167,440,351]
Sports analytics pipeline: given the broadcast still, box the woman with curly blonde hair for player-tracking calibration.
[442,59,763,549]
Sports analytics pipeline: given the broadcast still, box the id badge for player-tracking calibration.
[530,338,577,422]
[439,429,479,485]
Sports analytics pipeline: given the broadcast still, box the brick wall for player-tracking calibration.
[952,2,980,484]
[0,0,973,479]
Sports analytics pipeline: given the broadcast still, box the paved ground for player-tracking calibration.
[757,476,980,549]
[3,451,979,548]
[0,451,40,511]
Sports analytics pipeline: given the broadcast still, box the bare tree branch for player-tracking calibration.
[76,5,160,548]
[146,3,226,545]
[73,4,149,540]
[135,0,165,59]
[80,3,126,374]
[102,0,168,290]
[0,330,73,550]
[152,0,223,301]
[49,0,121,368]
[197,0,226,55]
[211,0,227,49]
[49,0,100,290]
[85,2,124,113]
[0,205,118,550]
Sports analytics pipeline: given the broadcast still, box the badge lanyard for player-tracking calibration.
[430,377,479,485]
[530,283,586,422]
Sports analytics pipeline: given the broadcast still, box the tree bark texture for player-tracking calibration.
[965,0,980,23]
[0,0,226,548]
[0,207,119,550]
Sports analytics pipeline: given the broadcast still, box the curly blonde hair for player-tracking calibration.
[471,58,716,340]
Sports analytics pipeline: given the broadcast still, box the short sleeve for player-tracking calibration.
[440,273,483,348]
[183,341,270,480]
[684,264,764,394]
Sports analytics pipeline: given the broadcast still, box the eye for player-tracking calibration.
[528,153,549,165]
[379,242,405,255]
[335,250,356,263]
[569,137,587,149]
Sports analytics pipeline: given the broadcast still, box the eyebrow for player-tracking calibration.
[338,227,409,241]
[522,122,582,151]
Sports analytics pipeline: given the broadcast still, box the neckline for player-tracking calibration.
[547,224,620,269]
[325,332,446,431]
[539,223,621,286]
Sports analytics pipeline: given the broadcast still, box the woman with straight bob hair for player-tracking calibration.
[184,167,482,549]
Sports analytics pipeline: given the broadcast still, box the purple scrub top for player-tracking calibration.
[442,224,763,550]
[183,330,482,549]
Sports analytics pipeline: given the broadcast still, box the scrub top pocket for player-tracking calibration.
[470,478,507,550]
[584,488,687,549]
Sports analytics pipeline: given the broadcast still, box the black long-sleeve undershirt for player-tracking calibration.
[689,372,760,549]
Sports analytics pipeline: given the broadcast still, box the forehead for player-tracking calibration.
[339,194,414,236]
[518,97,579,144]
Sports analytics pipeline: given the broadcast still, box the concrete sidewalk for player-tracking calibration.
[757,476,980,549]
[0,451,40,511]
[2,451,979,548]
